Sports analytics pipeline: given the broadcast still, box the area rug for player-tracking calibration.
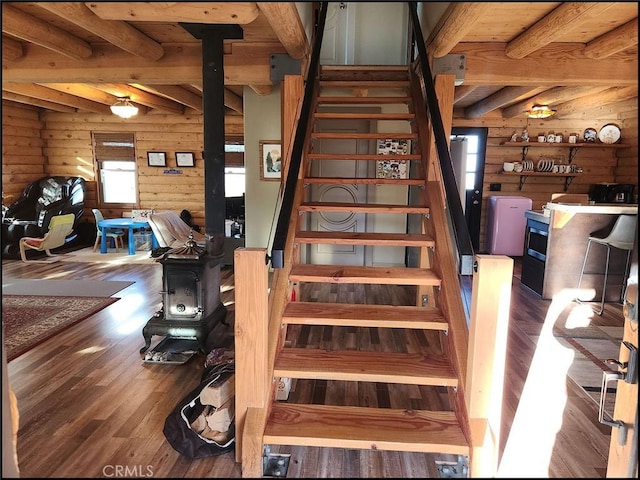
[58,247,158,265]
[2,279,134,297]
[2,295,119,361]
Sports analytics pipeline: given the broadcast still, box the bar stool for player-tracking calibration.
[576,214,637,315]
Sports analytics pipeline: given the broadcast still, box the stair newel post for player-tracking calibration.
[233,248,270,471]
[466,254,513,477]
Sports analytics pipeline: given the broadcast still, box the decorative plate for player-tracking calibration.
[583,128,598,143]
[598,123,621,144]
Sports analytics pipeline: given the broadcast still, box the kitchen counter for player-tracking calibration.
[521,203,637,300]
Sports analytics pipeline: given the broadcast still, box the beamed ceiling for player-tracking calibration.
[2,2,638,127]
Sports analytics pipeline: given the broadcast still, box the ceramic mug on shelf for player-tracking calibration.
[537,135,546,142]
[568,134,577,144]
[554,134,563,143]
[546,133,556,142]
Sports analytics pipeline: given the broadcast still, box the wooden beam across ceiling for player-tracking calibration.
[2,3,93,60]
[1,91,77,113]
[505,2,615,59]
[91,83,185,114]
[84,2,261,24]
[36,2,165,61]
[426,3,493,59]
[552,86,638,117]
[1,35,24,61]
[256,2,309,60]
[501,86,607,118]
[464,86,541,119]
[130,84,204,112]
[584,18,639,59]
[2,43,285,86]
[2,82,112,114]
[449,43,637,86]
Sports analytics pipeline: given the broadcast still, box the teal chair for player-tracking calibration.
[92,208,125,252]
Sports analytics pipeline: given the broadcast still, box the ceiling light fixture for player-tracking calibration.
[110,96,139,119]
[525,104,556,119]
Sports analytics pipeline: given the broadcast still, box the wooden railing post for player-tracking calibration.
[234,248,269,474]
[465,254,513,477]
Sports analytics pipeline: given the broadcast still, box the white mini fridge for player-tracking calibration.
[486,195,532,256]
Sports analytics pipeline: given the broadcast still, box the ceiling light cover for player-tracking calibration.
[110,97,139,119]
[526,105,556,119]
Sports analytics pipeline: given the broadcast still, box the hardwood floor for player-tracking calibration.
[2,254,623,477]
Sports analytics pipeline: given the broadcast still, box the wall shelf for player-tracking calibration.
[500,141,628,164]
[501,171,580,191]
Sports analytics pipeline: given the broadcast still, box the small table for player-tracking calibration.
[98,218,159,255]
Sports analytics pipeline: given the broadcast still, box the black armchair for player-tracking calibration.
[2,176,86,258]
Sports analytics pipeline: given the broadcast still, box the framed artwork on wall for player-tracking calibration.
[176,152,195,167]
[147,151,167,167]
[259,140,282,181]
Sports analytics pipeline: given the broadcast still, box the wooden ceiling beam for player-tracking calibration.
[463,86,539,119]
[130,84,203,112]
[39,83,123,105]
[426,3,493,59]
[84,2,260,24]
[92,84,185,115]
[501,86,607,118]
[505,2,615,59]
[2,82,112,114]
[584,18,639,59]
[453,85,478,104]
[450,43,637,86]
[223,89,244,114]
[2,35,24,61]
[1,3,93,60]
[36,2,165,61]
[256,2,309,60]
[553,86,638,117]
[2,43,282,86]
[1,91,77,113]
[249,85,272,96]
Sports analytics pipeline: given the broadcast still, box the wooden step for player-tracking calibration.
[289,264,441,286]
[311,132,418,140]
[319,80,409,89]
[303,177,425,186]
[320,65,409,81]
[295,231,434,247]
[314,112,414,121]
[299,201,429,215]
[275,348,458,386]
[307,153,421,161]
[282,302,448,330]
[263,403,469,455]
[317,96,412,105]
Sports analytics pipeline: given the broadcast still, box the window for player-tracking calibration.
[224,140,245,197]
[92,132,137,205]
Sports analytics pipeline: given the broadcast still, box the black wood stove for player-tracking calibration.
[139,234,227,355]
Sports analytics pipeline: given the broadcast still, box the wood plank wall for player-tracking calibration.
[453,111,638,253]
[25,111,243,229]
[1,102,46,203]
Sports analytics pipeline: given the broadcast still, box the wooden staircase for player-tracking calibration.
[245,64,473,473]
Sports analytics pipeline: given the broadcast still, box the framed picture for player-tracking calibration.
[147,151,167,167]
[176,152,195,167]
[259,140,282,181]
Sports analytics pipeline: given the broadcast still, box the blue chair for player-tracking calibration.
[92,208,125,251]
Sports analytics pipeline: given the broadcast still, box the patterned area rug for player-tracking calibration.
[2,295,119,361]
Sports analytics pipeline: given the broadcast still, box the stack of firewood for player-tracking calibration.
[190,372,235,443]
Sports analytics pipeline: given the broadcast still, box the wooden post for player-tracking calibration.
[234,248,269,469]
[466,254,513,477]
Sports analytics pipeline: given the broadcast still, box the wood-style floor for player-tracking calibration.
[2,253,623,478]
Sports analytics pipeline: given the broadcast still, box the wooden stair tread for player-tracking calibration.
[311,132,418,139]
[319,80,409,89]
[264,403,469,455]
[282,302,448,330]
[317,96,412,104]
[307,153,420,161]
[304,177,425,186]
[314,112,414,120]
[320,65,409,82]
[299,201,428,214]
[275,348,458,386]
[295,231,435,247]
[289,264,441,286]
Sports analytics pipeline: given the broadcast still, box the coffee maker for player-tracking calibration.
[588,183,635,204]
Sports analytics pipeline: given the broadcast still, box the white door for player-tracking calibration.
[320,2,353,65]
[308,117,370,266]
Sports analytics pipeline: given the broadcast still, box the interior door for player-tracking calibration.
[450,127,488,252]
[606,230,638,477]
[308,117,370,266]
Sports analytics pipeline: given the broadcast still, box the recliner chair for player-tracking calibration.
[2,176,86,258]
